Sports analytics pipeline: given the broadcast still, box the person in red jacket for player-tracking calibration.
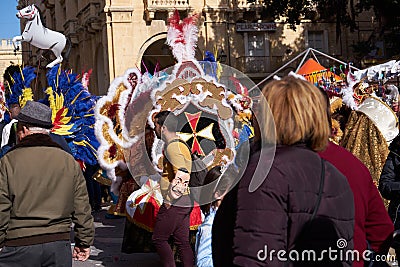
[319,142,394,267]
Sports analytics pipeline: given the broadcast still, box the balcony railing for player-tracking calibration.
[146,0,190,11]
[235,56,283,74]
[236,0,264,9]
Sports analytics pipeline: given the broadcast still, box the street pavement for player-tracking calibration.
[72,207,399,267]
[72,208,162,267]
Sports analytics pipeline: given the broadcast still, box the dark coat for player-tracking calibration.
[380,134,400,229]
[212,145,355,267]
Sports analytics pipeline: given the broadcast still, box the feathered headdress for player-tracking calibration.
[44,64,99,166]
[201,50,223,81]
[81,69,92,90]
[5,65,35,109]
[166,10,199,62]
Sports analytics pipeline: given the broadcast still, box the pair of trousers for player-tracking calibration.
[0,240,72,267]
[152,201,193,267]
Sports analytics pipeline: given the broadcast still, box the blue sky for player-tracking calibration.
[0,1,22,39]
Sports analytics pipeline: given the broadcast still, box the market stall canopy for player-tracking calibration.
[253,48,360,92]
[296,58,342,83]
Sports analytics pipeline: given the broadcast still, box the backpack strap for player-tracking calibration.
[311,158,325,220]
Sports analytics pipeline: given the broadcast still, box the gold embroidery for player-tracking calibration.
[341,111,389,186]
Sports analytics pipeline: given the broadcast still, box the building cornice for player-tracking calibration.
[104,6,134,13]
[77,2,104,33]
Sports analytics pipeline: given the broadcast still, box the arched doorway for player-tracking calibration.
[140,36,203,74]
[141,38,175,74]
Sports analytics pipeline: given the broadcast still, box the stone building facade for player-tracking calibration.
[0,39,22,84]
[22,0,376,95]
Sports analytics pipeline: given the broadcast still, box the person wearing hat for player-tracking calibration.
[0,101,94,266]
[0,101,72,158]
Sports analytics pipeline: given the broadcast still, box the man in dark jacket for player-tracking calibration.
[0,101,94,266]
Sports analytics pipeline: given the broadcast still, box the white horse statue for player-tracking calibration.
[12,4,67,68]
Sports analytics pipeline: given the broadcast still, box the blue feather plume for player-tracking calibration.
[7,66,36,106]
[201,50,217,78]
[44,64,99,165]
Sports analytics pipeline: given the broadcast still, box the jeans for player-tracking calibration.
[0,240,72,267]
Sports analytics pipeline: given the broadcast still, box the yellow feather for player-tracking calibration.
[19,65,24,82]
[71,91,83,105]
[55,92,64,111]
[216,62,222,81]
[53,125,74,136]
[46,87,57,121]
[73,140,98,155]
[19,88,34,108]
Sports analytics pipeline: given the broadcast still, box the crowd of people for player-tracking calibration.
[2,7,400,267]
[0,69,400,267]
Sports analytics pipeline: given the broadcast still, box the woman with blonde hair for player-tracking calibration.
[212,76,355,266]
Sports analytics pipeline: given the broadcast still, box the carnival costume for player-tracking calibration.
[94,10,255,255]
[1,63,99,168]
[339,70,399,186]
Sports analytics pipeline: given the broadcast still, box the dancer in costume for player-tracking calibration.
[341,72,399,186]
[1,64,35,153]
[95,10,255,262]
[152,111,194,266]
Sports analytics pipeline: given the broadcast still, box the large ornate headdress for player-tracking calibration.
[0,63,99,166]
[95,11,256,197]
[0,64,35,125]
[43,65,99,166]
[4,65,35,108]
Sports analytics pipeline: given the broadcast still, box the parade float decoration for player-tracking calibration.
[95,10,263,232]
[297,58,343,85]
[95,68,148,193]
[3,2,98,167]
[13,3,68,68]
